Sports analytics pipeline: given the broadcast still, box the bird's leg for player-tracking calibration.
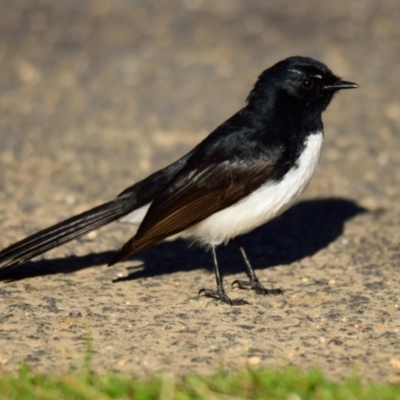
[231,238,283,295]
[198,245,249,306]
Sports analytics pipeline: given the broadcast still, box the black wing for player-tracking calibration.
[110,135,284,264]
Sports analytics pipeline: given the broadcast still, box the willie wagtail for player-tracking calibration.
[0,56,358,305]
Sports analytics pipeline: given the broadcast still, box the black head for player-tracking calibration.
[247,56,358,115]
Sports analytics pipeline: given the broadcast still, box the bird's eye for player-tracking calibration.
[301,78,314,90]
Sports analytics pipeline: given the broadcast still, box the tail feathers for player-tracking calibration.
[0,198,133,273]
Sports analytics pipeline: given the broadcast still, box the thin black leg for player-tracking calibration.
[231,238,283,295]
[198,245,249,305]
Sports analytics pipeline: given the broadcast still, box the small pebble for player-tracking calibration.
[390,358,400,370]
[85,231,97,240]
[0,357,8,365]
[69,310,82,318]
[247,356,261,366]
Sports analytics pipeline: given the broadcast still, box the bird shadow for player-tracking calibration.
[0,198,366,283]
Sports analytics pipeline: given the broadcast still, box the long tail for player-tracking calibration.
[0,150,193,274]
[0,197,135,274]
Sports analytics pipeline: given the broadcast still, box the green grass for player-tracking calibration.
[1,365,400,400]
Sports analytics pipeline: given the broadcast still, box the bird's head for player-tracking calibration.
[247,56,358,115]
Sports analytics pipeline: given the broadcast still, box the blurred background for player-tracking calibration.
[0,0,398,216]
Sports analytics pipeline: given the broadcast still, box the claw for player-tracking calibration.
[231,279,283,296]
[198,287,249,306]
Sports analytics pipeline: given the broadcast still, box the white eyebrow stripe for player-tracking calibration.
[288,70,323,80]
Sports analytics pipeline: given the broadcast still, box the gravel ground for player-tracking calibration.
[1,0,400,382]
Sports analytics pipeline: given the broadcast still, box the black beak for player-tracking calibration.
[323,80,359,91]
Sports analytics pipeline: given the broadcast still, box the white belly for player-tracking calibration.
[120,132,323,246]
[184,131,324,246]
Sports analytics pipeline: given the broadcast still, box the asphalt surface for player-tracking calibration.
[1,0,400,382]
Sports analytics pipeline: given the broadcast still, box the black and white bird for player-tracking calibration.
[0,56,358,305]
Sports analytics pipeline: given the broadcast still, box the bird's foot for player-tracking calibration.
[198,287,249,306]
[231,278,283,295]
